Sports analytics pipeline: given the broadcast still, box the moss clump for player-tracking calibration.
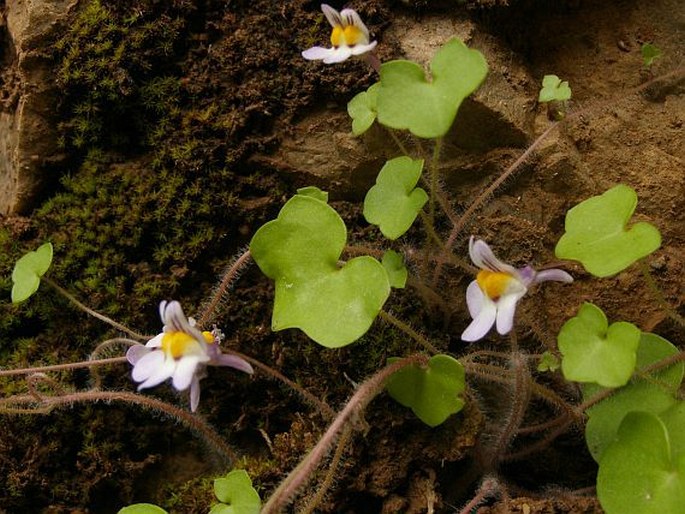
[54,0,187,151]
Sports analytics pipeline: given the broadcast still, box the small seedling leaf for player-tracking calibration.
[382,250,407,289]
[11,242,53,303]
[583,332,683,461]
[209,469,261,514]
[558,302,640,388]
[250,193,390,348]
[597,411,685,514]
[348,83,380,136]
[555,185,661,277]
[118,505,168,514]
[537,351,561,372]
[641,43,661,67]
[376,38,487,138]
[386,354,465,427]
[538,74,572,102]
[363,157,428,239]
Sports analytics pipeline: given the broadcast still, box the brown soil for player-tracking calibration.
[0,0,683,513]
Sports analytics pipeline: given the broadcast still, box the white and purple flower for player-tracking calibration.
[302,4,377,64]
[126,301,253,412]
[461,237,573,342]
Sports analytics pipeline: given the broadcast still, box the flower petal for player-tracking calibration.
[145,333,164,348]
[189,375,201,412]
[321,4,343,28]
[302,46,337,61]
[323,47,353,63]
[461,299,497,342]
[172,356,201,391]
[212,353,254,374]
[469,237,518,275]
[131,350,165,382]
[126,344,150,365]
[340,8,370,40]
[495,291,525,335]
[465,280,485,319]
[534,268,574,284]
[350,41,377,56]
[138,354,176,390]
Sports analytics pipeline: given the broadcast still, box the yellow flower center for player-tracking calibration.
[202,331,214,344]
[330,24,363,47]
[476,270,515,301]
[161,331,197,359]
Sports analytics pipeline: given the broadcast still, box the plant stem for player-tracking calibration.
[261,354,429,514]
[428,137,443,235]
[298,424,353,514]
[226,350,335,420]
[42,277,148,341]
[387,128,410,156]
[638,259,685,327]
[0,355,128,377]
[458,476,500,514]
[196,248,253,329]
[378,310,440,354]
[0,390,237,464]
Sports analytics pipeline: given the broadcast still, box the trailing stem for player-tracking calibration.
[378,310,440,354]
[298,424,353,514]
[42,277,148,341]
[0,390,237,464]
[427,137,443,238]
[458,476,500,514]
[638,259,685,328]
[0,354,129,377]
[481,351,531,471]
[227,349,335,420]
[261,354,429,514]
[196,248,253,329]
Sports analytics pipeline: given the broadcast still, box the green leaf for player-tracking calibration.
[376,38,488,139]
[210,470,261,514]
[555,185,661,277]
[597,411,685,514]
[250,194,390,348]
[382,250,407,289]
[641,43,661,67]
[118,504,168,514]
[538,74,572,103]
[537,351,560,372]
[583,332,683,462]
[11,242,53,303]
[363,156,428,240]
[558,303,640,388]
[296,186,328,203]
[386,354,465,427]
[348,83,380,136]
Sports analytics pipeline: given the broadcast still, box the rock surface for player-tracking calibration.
[0,0,76,215]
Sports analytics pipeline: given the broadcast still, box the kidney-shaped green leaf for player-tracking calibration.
[386,354,465,427]
[583,332,683,462]
[376,38,488,139]
[558,303,640,388]
[209,469,261,514]
[555,185,661,277]
[363,156,428,240]
[118,505,168,514]
[597,410,685,514]
[11,242,53,303]
[250,194,390,348]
